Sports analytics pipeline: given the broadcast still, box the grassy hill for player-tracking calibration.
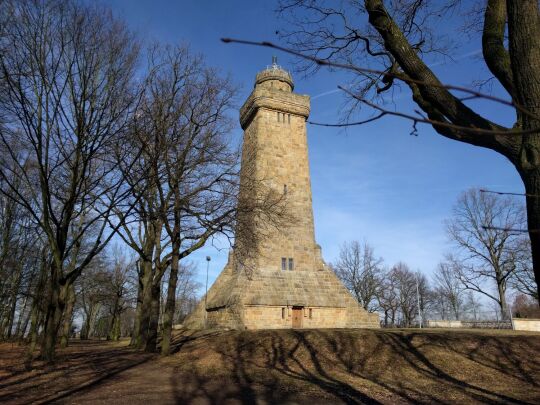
[163,328,540,404]
[1,328,539,404]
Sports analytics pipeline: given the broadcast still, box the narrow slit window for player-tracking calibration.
[288,258,294,271]
[283,184,287,195]
[288,114,291,124]
[309,308,313,319]
[282,308,285,319]
[277,112,280,122]
[281,257,287,271]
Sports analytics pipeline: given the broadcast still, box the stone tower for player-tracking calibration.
[184,59,379,330]
[238,57,320,273]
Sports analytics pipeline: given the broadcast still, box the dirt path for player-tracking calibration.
[1,329,540,404]
[0,340,154,404]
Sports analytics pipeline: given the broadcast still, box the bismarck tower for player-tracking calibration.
[185,59,379,329]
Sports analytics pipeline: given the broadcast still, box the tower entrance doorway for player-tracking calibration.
[292,307,303,328]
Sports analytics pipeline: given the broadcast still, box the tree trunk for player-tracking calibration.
[0,306,8,339]
[144,282,161,352]
[19,305,32,339]
[134,258,153,350]
[81,302,100,340]
[40,269,68,361]
[132,223,160,351]
[522,172,540,302]
[161,250,180,356]
[107,296,121,341]
[110,315,121,341]
[498,282,509,320]
[130,283,142,346]
[453,305,459,321]
[26,250,48,360]
[26,304,41,365]
[80,317,88,340]
[4,263,23,339]
[507,0,540,305]
[88,303,101,338]
[15,293,29,339]
[59,283,75,348]
[41,297,63,361]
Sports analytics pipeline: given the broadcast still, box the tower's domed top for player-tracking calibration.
[255,56,294,92]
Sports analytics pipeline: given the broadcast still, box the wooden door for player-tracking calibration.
[292,307,303,328]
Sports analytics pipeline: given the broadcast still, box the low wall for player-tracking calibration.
[513,318,540,332]
[462,320,512,329]
[427,320,512,329]
[426,320,463,328]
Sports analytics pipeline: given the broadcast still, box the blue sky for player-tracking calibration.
[106,0,523,294]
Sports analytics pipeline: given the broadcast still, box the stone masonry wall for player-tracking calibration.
[243,305,379,329]
[243,305,348,329]
[238,79,321,274]
[206,304,244,330]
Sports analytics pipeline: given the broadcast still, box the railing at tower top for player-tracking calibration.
[262,63,293,78]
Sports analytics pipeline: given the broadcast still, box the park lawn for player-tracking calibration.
[0,328,539,404]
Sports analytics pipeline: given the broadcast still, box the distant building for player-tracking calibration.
[185,59,379,329]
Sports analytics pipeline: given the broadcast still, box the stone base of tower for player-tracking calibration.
[242,305,379,329]
[185,303,379,330]
[183,256,380,330]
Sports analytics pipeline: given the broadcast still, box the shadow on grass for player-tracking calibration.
[169,329,540,404]
[0,340,155,404]
[3,330,539,404]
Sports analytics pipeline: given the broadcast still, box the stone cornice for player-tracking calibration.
[240,88,310,129]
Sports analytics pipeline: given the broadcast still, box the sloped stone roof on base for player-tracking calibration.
[205,264,359,309]
[183,256,380,330]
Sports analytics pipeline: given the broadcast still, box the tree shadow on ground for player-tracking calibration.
[329,330,537,404]
[0,340,154,404]
[171,331,381,404]
[169,329,540,405]
[3,330,538,404]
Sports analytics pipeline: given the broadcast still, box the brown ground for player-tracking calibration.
[1,328,539,404]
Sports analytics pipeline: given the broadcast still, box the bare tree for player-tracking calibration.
[0,0,140,360]
[57,216,104,348]
[392,263,418,327]
[376,262,427,327]
[512,293,540,318]
[510,238,538,300]
[116,45,239,354]
[465,291,482,321]
[416,271,433,325]
[117,44,289,355]
[332,240,383,311]
[433,261,466,320]
[222,0,540,301]
[104,246,137,341]
[77,259,110,340]
[377,267,399,327]
[174,262,200,324]
[74,248,136,341]
[446,189,528,318]
[0,165,43,340]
